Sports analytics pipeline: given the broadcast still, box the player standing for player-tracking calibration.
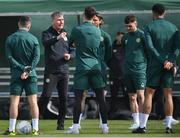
[133,3,180,134]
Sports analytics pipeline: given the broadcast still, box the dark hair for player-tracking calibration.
[18,16,31,27]
[116,31,124,36]
[113,31,124,45]
[124,15,136,24]
[96,13,103,21]
[51,11,63,19]
[84,6,97,20]
[152,3,165,15]
[96,13,104,26]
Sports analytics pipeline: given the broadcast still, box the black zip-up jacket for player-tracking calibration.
[108,41,125,79]
[42,26,75,74]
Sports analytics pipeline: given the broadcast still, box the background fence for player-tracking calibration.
[1,10,180,96]
[0,9,180,119]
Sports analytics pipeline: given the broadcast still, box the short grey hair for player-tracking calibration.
[51,11,63,20]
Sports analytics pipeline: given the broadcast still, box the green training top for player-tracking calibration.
[98,29,112,70]
[5,29,40,79]
[69,22,101,71]
[99,29,112,63]
[144,18,180,67]
[121,28,147,74]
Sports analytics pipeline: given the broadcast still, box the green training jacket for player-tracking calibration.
[5,29,40,79]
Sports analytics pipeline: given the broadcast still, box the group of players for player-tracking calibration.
[3,2,180,136]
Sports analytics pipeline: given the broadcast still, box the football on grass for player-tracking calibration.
[16,120,32,134]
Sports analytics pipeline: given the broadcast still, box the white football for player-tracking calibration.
[16,120,32,134]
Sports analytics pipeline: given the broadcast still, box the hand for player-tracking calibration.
[64,53,70,60]
[164,60,173,70]
[57,32,67,41]
[21,72,29,80]
[173,66,177,77]
[24,66,32,73]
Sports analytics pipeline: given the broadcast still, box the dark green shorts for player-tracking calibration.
[74,70,105,90]
[147,68,174,88]
[124,73,146,93]
[10,76,38,96]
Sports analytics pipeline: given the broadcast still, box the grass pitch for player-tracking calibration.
[0,119,179,137]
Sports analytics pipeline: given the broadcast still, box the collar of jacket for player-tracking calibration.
[50,26,66,35]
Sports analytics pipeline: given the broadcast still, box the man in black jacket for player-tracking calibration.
[38,11,75,130]
[108,32,125,117]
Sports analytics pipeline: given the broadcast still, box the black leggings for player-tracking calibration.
[73,88,107,124]
[38,73,68,123]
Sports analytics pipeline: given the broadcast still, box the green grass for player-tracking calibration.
[0,119,180,137]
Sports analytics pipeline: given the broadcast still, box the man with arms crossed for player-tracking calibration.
[4,16,40,136]
[133,3,180,134]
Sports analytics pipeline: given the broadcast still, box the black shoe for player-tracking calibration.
[57,123,64,130]
[132,127,146,133]
[165,127,173,134]
[3,129,16,136]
